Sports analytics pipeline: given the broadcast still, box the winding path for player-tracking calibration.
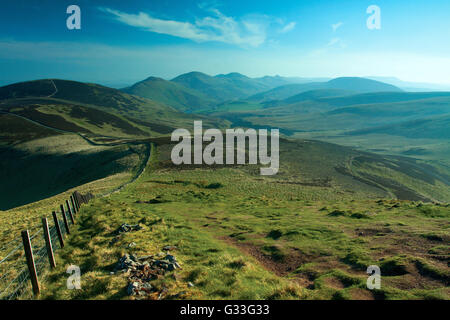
[47,80,58,98]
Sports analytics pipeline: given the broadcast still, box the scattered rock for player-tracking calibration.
[115,223,143,235]
[163,245,178,251]
[115,251,183,299]
[127,282,140,295]
[170,291,187,299]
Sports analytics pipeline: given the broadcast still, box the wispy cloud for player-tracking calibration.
[279,22,296,34]
[327,37,346,49]
[100,7,271,47]
[3,40,450,86]
[331,22,343,32]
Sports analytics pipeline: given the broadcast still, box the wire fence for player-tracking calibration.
[0,191,93,300]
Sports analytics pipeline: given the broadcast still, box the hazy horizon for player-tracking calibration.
[2,72,450,92]
[1,0,450,87]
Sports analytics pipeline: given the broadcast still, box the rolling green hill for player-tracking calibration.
[346,114,450,139]
[248,77,403,102]
[171,72,284,101]
[0,133,148,210]
[122,77,216,112]
[316,91,450,109]
[215,94,450,132]
[0,112,59,145]
[7,135,450,300]
[211,91,450,161]
[283,89,356,104]
[326,77,402,93]
[1,75,450,301]
[247,82,326,102]
[171,72,246,101]
[0,79,229,134]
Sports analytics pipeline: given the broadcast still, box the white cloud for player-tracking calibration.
[280,22,296,34]
[3,40,450,86]
[328,38,341,46]
[100,7,267,47]
[332,22,343,32]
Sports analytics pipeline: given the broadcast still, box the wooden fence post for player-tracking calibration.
[42,218,56,268]
[73,193,80,211]
[70,195,77,214]
[60,204,70,235]
[66,200,75,224]
[21,230,40,296]
[52,211,64,248]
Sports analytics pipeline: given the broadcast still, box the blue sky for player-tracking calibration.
[1,0,450,86]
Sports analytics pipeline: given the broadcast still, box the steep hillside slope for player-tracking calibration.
[0,134,148,210]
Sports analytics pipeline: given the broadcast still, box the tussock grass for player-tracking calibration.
[36,142,449,300]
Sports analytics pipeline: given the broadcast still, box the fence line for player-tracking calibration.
[0,191,94,300]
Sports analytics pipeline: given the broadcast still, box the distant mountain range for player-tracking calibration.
[122,72,404,111]
[1,74,449,160]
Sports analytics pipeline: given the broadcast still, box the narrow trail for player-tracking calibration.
[346,155,396,199]
[47,79,58,98]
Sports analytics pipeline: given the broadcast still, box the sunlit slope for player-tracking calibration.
[213,96,450,137]
[346,114,450,140]
[0,79,229,133]
[152,137,450,203]
[122,76,217,112]
[39,139,449,300]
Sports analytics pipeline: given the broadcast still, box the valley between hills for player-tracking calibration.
[0,73,448,300]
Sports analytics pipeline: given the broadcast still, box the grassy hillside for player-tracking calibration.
[248,77,402,102]
[213,97,450,133]
[122,77,216,112]
[0,79,169,114]
[34,139,449,300]
[247,83,326,102]
[210,92,450,161]
[1,76,449,301]
[347,114,450,140]
[0,112,59,145]
[6,105,154,138]
[0,134,149,210]
[172,72,280,101]
[283,89,356,104]
[0,80,230,134]
[326,77,402,93]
